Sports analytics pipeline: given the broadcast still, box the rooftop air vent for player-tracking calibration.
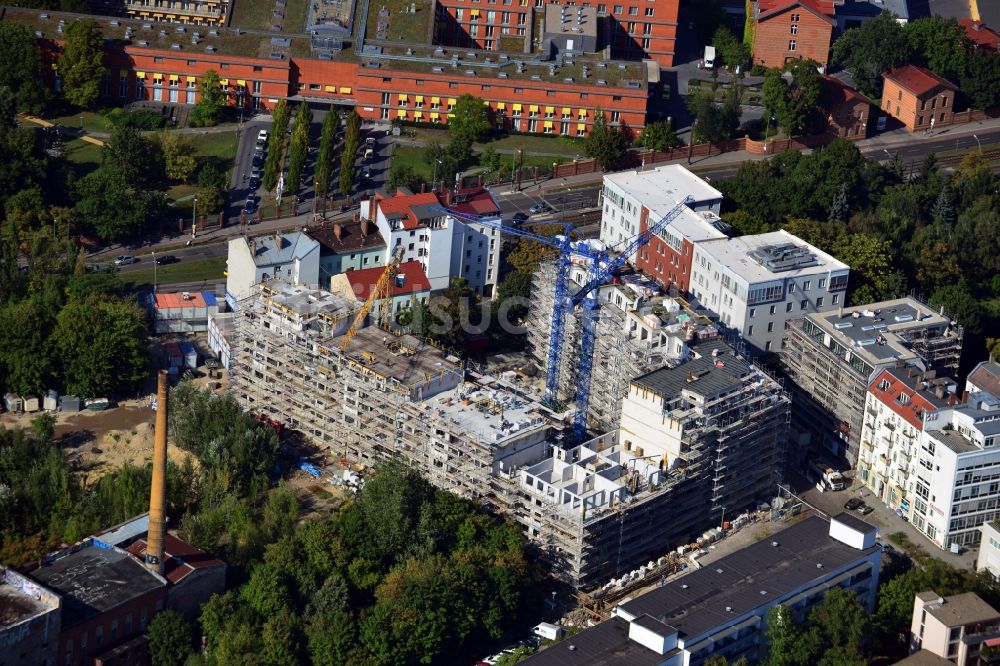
[749,242,820,273]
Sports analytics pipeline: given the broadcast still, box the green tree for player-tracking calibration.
[640,119,681,151]
[931,283,982,335]
[831,13,910,98]
[807,587,866,665]
[722,210,771,236]
[58,19,105,109]
[386,162,423,192]
[962,50,1000,110]
[760,605,819,666]
[148,609,194,666]
[688,90,733,143]
[780,59,823,135]
[49,296,149,397]
[159,132,197,182]
[761,69,787,134]
[74,167,158,242]
[904,16,968,82]
[286,103,312,194]
[713,26,750,72]
[495,271,533,323]
[0,23,47,113]
[31,413,56,444]
[449,94,491,144]
[583,109,629,169]
[104,125,159,188]
[192,69,226,127]
[196,163,226,215]
[0,297,54,394]
[480,145,503,173]
[953,195,1000,288]
[264,99,290,192]
[314,109,338,200]
[835,233,903,304]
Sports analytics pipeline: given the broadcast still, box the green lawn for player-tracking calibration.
[62,138,104,179]
[283,0,310,32]
[123,256,227,289]
[46,110,110,133]
[391,145,568,181]
[232,0,308,31]
[408,127,585,157]
[367,0,432,43]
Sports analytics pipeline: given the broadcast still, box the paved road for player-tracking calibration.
[114,242,228,274]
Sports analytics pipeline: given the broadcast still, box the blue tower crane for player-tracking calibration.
[434,195,692,443]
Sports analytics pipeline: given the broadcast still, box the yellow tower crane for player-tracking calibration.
[339,245,406,351]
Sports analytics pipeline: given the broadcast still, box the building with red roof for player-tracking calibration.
[881,65,959,132]
[364,187,501,298]
[329,260,432,322]
[821,75,875,139]
[960,19,1000,51]
[751,0,837,69]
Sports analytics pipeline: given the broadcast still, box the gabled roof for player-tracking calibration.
[821,75,874,108]
[376,191,441,230]
[344,260,432,300]
[959,19,1000,51]
[757,0,836,25]
[868,366,955,430]
[125,534,226,586]
[883,65,959,97]
[245,231,320,266]
[967,360,1000,397]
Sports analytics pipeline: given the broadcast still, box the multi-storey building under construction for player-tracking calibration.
[526,260,720,432]
[228,280,788,589]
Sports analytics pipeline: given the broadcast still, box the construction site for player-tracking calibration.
[525,260,721,432]
[226,278,792,590]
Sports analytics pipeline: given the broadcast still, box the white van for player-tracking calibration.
[703,45,716,70]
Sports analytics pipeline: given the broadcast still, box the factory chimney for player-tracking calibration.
[146,370,169,575]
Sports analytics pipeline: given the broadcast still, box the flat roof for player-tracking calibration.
[632,344,753,401]
[697,230,848,283]
[429,375,547,445]
[836,0,909,20]
[0,576,56,629]
[30,545,164,629]
[923,592,1000,627]
[832,511,877,534]
[810,298,954,365]
[544,4,598,39]
[525,516,877,665]
[337,326,461,387]
[522,617,665,666]
[603,165,723,219]
[153,291,215,309]
[263,282,357,321]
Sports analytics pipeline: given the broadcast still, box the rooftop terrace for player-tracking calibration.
[429,374,548,445]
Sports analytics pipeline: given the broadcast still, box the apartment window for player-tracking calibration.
[791,23,798,34]
[818,278,827,288]
[765,341,772,351]
[628,6,637,15]
[803,280,811,290]
[800,300,808,310]
[749,308,756,318]
[833,294,840,304]
[769,305,776,315]
[644,6,653,15]
[788,40,797,51]
[153,56,164,63]
[788,283,796,293]
[767,322,774,332]
[748,325,754,336]
[786,302,793,312]
[614,5,622,13]
[791,13,800,21]
[816,297,824,307]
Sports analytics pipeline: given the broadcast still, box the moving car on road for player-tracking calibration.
[528,203,551,215]
[511,212,529,224]
[155,255,179,265]
[114,255,138,265]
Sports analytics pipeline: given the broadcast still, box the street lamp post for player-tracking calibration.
[191,197,197,239]
[432,159,442,191]
[974,134,982,153]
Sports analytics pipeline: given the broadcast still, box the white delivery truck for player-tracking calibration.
[703,45,716,70]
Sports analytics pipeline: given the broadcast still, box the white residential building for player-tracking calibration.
[858,365,1000,550]
[977,520,1000,581]
[599,164,725,258]
[363,187,502,297]
[225,231,320,308]
[689,230,850,352]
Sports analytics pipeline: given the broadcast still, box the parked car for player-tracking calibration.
[114,255,138,265]
[511,212,529,224]
[366,136,376,146]
[843,497,863,511]
[245,197,257,214]
[875,541,893,553]
[528,203,551,215]
[256,129,269,145]
[248,176,261,191]
[155,255,179,265]
[856,503,874,515]
[250,166,262,179]
[251,154,263,168]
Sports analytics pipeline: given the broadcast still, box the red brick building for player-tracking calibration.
[959,19,1000,51]
[752,0,836,69]
[881,65,958,132]
[16,7,651,135]
[821,76,873,139]
[433,0,680,67]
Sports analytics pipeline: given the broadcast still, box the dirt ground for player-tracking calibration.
[0,371,228,480]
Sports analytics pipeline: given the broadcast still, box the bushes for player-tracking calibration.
[104,107,167,130]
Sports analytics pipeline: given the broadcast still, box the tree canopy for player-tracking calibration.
[449,94,491,144]
[192,69,226,127]
[58,19,106,109]
[583,109,630,169]
[0,23,47,113]
[831,13,910,98]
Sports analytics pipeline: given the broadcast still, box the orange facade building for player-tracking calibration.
[16,5,651,135]
[881,65,958,132]
[433,0,679,67]
[821,76,873,139]
[751,0,835,69]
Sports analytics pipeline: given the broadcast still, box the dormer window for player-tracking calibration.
[878,378,891,392]
[896,392,911,406]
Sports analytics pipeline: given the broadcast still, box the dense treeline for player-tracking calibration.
[186,462,542,666]
[719,139,999,366]
[0,415,194,563]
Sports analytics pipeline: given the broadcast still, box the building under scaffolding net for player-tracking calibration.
[526,260,720,432]
[229,280,788,589]
[518,341,790,589]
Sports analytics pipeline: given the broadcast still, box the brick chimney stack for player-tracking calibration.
[146,370,169,575]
